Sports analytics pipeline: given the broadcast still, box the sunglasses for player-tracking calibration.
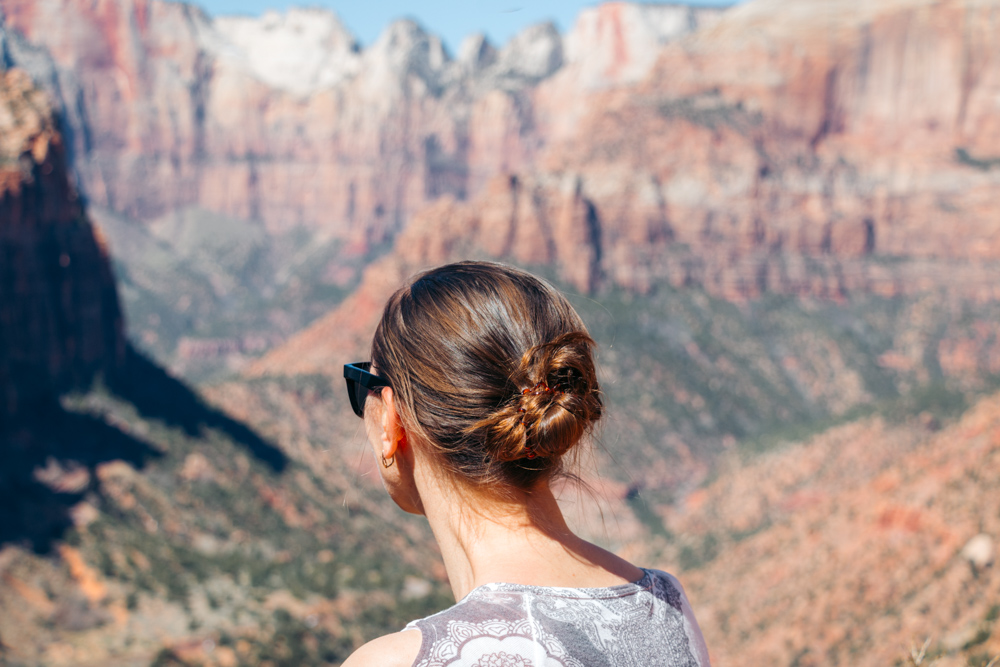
[344,362,391,418]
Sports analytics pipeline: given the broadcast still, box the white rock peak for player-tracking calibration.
[209,2,728,97]
[214,8,360,96]
[493,22,563,83]
[564,3,723,87]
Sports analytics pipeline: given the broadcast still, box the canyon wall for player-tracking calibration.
[4,0,1000,378]
[0,67,124,417]
[0,0,717,244]
[383,0,1000,297]
[250,0,1000,377]
[6,0,997,301]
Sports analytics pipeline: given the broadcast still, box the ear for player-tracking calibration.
[379,387,408,460]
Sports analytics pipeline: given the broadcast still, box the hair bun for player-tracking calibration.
[479,332,603,463]
[376,262,604,491]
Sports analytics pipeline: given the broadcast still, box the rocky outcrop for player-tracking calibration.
[0,68,124,417]
[5,0,999,301]
[7,0,1000,374]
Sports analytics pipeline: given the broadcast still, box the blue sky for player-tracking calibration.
[191,1,740,53]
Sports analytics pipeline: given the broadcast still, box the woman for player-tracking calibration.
[342,262,711,667]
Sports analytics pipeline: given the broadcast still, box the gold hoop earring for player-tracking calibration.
[381,453,395,469]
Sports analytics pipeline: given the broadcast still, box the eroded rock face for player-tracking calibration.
[0,0,716,244]
[511,0,1000,295]
[248,0,1000,380]
[0,68,124,416]
[5,0,1000,364]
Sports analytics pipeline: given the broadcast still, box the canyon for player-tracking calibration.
[5,0,1000,386]
[0,0,721,242]
[1,0,1000,665]
[3,0,999,306]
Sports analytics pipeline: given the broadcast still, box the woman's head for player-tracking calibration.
[370,261,603,493]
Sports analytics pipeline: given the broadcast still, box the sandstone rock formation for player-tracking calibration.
[386,0,1000,297]
[0,67,123,417]
[4,0,999,306]
[0,0,718,244]
[223,0,1000,367]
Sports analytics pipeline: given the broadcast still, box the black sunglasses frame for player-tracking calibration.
[344,362,392,418]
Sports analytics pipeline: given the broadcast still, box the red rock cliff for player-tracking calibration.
[422,0,1000,296]
[0,0,715,244]
[4,0,999,306]
[248,0,1000,376]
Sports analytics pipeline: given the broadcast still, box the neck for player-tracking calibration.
[414,464,643,600]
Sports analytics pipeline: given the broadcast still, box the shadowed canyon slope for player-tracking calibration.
[0,67,123,417]
[0,66,448,666]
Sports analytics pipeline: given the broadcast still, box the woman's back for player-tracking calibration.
[341,262,711,667]
[405,569,709,667]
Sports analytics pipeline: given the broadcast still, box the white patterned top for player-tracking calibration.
[403,569,711,667]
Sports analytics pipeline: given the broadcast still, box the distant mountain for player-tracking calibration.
[0,0,731,373]
[4,0,999,300]
[0,0,720,242]
[5,0,1000,381]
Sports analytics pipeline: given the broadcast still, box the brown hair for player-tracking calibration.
[371,261,603,491]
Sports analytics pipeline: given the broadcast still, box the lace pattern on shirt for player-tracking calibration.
[405,569,705,667]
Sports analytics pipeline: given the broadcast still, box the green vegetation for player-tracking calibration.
[96,206,376,383]
[625,491,673,540]
[657,92,763,134]
[677,532,720,570]
[45,385,450,665]
[564,280,1000,469]
[956,147,1000,171]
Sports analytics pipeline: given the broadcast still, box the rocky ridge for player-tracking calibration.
[382,0,1000,297]
[249,0,1000,384]
[8,0,998,380]
[0,67,123,417]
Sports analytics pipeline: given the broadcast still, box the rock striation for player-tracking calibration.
[0,0,718,243]
[0,0,711,242]
[409,0,1000,297]
[0,68,124,418]
[249,0,1000,381]
[5,0,1000,374]
[9,0,995,303]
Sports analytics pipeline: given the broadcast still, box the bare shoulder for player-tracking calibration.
[341,629,422,667]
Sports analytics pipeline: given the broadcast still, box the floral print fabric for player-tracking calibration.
[404,569,711,667]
